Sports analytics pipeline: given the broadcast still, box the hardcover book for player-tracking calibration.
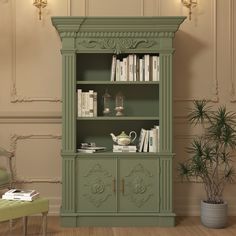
[4,189,37,197]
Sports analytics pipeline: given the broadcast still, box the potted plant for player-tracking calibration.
[178,100,236,228]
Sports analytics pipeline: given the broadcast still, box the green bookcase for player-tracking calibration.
[51,16,185,227]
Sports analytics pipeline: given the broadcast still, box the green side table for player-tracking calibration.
[0,198,49,236]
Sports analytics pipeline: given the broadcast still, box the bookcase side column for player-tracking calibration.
[61,50,76,153]
[159,53,173,153]
[61,36,77,218]
[159,52,174,214]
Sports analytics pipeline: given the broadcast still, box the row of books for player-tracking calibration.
[110,54,160,82]
[138,126,159,152]
[2,189,39,201]
[77,89,97,117]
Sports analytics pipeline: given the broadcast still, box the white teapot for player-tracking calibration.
[110,131,137,146]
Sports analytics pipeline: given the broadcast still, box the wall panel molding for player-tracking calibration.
[10,0,70,103]
[174,0,218,103]
[156,0,161,16]
[10,134,61,183]
[0,111,61,124]
[230,0,236,102]
[140,0,144,16]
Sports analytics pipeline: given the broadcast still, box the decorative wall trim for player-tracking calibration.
[230,0,236,102]
[10,134,62,183]
[156,0,161,16]
[140,0,144,16]
[85,0,89,16]
[15,178,61,184]
[0,112,61,124]
[67,0,71,16]
[174,0,218,103]
[9,1,71,103]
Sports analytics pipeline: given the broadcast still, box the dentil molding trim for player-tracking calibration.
[10,0,70,103]
[10,134,62,184]
[174,0,218,103]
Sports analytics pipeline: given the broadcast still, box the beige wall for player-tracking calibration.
[0,0,235,216]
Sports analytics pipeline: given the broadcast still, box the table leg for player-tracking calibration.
[42,212,48,236]
[23,216,28,236]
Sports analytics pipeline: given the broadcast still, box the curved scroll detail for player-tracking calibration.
[77,38,158,53]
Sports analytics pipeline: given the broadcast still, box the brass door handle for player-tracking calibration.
[113,177,116,193]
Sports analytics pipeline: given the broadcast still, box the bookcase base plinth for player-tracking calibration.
[60,213,176,227]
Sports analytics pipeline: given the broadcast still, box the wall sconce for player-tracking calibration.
[33,0,47,20]
[181,0,197,20]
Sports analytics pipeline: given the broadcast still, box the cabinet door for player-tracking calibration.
[77,158,117,212]
[119,157,159,212]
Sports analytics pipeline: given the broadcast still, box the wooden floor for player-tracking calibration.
[0,216,236,236]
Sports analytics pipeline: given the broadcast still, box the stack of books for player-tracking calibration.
[113,145,137,153]
[2,189,39,201]
[78,143,106,153]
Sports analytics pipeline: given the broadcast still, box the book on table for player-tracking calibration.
[2,189,39,201]
[2,192,39,201]
[4,189,37,197]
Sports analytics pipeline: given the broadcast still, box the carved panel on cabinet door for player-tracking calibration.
[124,163,154,208]
[82,163,113,208]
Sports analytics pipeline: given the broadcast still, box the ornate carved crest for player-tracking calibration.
[77,38,158,53]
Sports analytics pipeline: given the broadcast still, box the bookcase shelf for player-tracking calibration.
[76,151,160,156]
[77,81,159,85]
[77,116,159,121]
[52,16,185,227]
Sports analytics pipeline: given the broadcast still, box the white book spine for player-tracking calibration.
[139,58,144,82]
[110,55,117,81]
[128,54,134,81]
[116,59,120,81]
[149,129,155,152]
[123,58,128,81]
[152,128,157,152]
[154,125,160,152]
[157,56,160,82]
[144,55,150,81]
[77,89,82,117]
[143,130,149,152]
[152,56,158,81]
[138,128,146,152]
[120,61,124,81]
[93,92,97,117]
[81,92,86,117]
[88,90,94,117]
[133,54,137,81]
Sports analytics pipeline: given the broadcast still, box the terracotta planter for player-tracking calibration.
[201,200,228,228]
